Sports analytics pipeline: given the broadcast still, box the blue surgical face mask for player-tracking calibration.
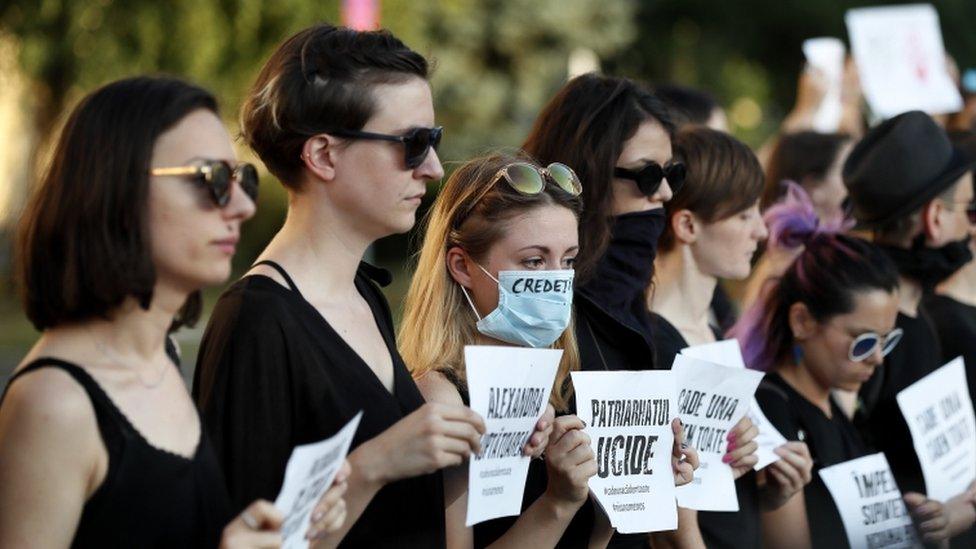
[461,265,575,348]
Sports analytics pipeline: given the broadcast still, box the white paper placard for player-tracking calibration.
[464,345,561,526]
[896,357,976,502]
[846,4,962,119]
[672,354,764,511]
[819,452,922,549]
[275,412,362,549]
[681,340,788,471]
[803,37,846,132]
[571,370,678,533]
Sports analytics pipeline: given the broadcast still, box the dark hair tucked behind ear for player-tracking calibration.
[522,73,674,280]
[240,23,428,187]
[16,76,217,331]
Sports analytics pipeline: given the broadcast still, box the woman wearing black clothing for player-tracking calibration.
[650,127,811,549]
[192,24,486,548]
[0,76,344,547]
[730,187,958,548]
[523,73,701,548]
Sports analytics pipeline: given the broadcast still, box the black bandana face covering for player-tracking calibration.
[880,235,974,289]
[581,208,666,312]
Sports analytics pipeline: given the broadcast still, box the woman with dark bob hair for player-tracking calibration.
[0,76,347,547]
[192,23,538,548]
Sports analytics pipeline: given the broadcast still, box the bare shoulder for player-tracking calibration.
[414,370,464,406]
[0,366,99,455]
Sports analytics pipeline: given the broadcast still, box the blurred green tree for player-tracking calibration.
[0,0,639,268]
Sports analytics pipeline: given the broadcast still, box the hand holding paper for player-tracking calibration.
[306,460,351,540]
[902,492,950,544]
[221,500,284,549]
[673,354,764,512]
[275,413,362,549]
[671,418,700,487]
[358,401,485,483]
[523,405,556,459]
[680,340,788,471]
[802,37,846,132]
[760,441,814,510]
[542,415,598,506]
[724,416,759,478]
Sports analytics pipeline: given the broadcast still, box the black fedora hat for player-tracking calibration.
[843,111,976,229]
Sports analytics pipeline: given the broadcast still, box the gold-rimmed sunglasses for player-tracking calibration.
[150,160,258,207]
[455,162,583,227]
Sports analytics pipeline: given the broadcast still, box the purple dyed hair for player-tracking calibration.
[728,183,898,372]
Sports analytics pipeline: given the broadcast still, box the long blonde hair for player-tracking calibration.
[399,152,582,411]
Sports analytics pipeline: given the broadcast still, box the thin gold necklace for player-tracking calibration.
[88,327,168,389]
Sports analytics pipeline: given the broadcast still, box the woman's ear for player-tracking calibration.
[446,246,474,288]
[672,209,699,245]
[300,135,339,183]
[788,302,817,341]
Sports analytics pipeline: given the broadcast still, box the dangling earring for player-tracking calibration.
[792,344,805,365]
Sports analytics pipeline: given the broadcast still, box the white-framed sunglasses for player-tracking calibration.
[848,328,904,362]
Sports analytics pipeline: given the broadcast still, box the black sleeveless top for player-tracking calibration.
[193,260,445,548]
[1,358,232,548]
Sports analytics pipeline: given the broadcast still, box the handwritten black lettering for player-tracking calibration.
[487,387,545,419]
[590,399,670,428]
[596,435,658,478]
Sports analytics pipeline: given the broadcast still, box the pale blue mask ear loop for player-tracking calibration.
[458,263,500,322]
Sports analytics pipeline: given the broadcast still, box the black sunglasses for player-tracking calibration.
[150,160,259,207]
[328,126,443,169]
[614,161,686,197]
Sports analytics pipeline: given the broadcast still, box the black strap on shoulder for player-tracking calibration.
[2,358,103,407]
[252,260,302,296]
[358,261,393,287]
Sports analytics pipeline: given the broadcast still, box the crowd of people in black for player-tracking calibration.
[1,21,975,549]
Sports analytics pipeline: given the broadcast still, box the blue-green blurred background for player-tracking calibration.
[2,0,976,383]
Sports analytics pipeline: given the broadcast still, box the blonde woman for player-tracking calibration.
[400,153,609,548]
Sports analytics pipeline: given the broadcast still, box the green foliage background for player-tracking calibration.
[1,0,975,372]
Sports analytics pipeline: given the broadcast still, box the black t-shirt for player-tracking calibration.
[192,263,445,548]
[856,311,942,494]
[756,373,869,549]
[922,293,976,403]
[919,294,976,548]
[650,313,762,549]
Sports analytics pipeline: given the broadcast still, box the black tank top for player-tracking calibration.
[1,358,232,548]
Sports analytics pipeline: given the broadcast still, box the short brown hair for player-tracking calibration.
[660,127,764,251]
[240,23,428,187]
[17,76,217,331]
